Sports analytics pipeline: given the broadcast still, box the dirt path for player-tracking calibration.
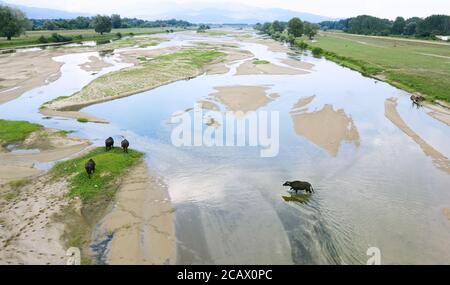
[94,162,176,265]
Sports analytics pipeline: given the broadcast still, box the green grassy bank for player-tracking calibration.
[294,32,450,103]
[51,147,144,264]
[0,119,42,146]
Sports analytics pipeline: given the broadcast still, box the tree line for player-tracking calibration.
[254,18,320,43]
[0,4,192,40]
[30,15,192,31]
[320,14,450,37]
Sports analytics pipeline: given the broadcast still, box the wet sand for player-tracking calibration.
[0,128,90,184]
[40,107,109,124]
[0,128,90,265]
[423,102,450,126]
[0,175,70,265]
[209,85,277,113]
[290,104,360,157]
[385,98,450,174]
[94,163,176,265]
[79,55,113,73]
[0,50,63,105]
[236,59,309,76]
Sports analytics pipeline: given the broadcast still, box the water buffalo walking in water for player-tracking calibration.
[85,159,96,179]
[105,137,114,151]
[121,139,129,153]
[283,181,314,194]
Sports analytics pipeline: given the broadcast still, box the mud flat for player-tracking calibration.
[0,175,70,265]
[290,102,360,157]
[209,85,279,113]
[385,97,450,174]
[0,50,63,105]
[0,128,90,184]
[236,59,309,75]
[94,163,176,265]
[79,55,114,73]
[0,128,90,265]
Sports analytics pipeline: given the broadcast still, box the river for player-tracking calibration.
[1,31,449,264]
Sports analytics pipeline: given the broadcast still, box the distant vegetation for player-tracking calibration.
[0,4,192,44]
[255,18,320,43]
[29,16,192,31]
[319,14,450,38]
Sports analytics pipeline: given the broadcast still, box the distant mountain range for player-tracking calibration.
[138,6,335,24]
[0,1,92,19]
[0,1,333,23]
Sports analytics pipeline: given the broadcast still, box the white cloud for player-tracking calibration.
[3,0,450,19]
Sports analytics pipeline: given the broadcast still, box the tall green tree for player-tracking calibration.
[0,5,30,40]
[392,17,406,34]
[287,17,304,37]
[93,15,112,35]
[111,14,122,29]
[271,20,284,33]
[304,22,320,39]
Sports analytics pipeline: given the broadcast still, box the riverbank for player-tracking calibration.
[298,31,450,104]
[0,28,186,50]
[0,121,91,264]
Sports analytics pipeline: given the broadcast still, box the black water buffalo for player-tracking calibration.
[283,181,314,194]
[121,139,129,153]
[85,159,96,179]
[105,137,114,151]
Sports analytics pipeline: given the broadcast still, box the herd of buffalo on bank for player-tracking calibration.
[84,137,129,179]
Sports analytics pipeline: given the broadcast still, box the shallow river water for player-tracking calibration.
[1,32,449,264]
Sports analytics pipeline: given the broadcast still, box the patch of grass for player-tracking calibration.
[157,48,225,67]
[52,147,143,262]
[77,118,89,123]
[8,178,32,190]
[252,59,270,64]
[2,191,19,201]
[52,147,143,202]
[0,120,42,146]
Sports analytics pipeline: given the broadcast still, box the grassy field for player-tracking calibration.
[0,27,186,49]
[0,119,42,146]
[303,32,450,102]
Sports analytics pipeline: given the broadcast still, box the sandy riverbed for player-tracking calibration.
[385,97,450,174]
[290,102,360,157]
[93,163,176,265]
[0,50,63,105]
[0,128,91,265]
[0,128,90,185]
[209,85,278,113]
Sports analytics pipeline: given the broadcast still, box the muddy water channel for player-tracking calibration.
[1,32,450,264]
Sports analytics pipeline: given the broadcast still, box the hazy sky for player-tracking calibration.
[4,0,450,19]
